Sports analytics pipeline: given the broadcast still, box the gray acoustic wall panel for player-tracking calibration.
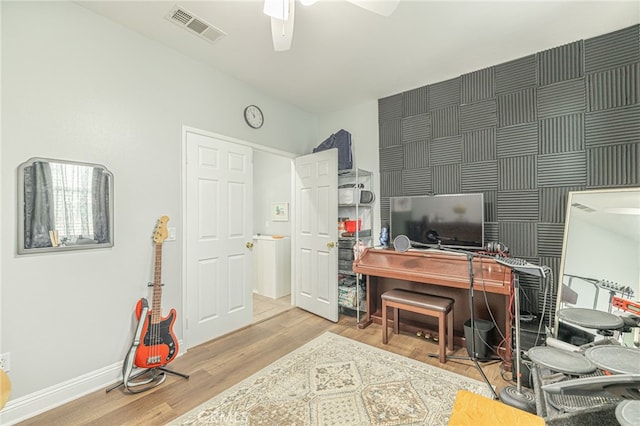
[432,164,461,194]
[402,114,431,143]
[585,106,640,148]
[585,25,640,73]
[496,123,538,158]
[431,105,459,138]
[538,151,587,187]
[404,140,430,169]
[379,146,404,171]
[429,77,461,110]
[537,41,583,86]
[378,94,403,120]
[461,67,495,104]
[403,86,429,117]
[539,186,583,223]
[460,99,497,132]
[430,135,462,165]
[377,24,639,320]
[461,161,498,192]
[587,63,639,112]
[497,190,539,221]
[379,119,402,148]
[403,168,432,195]
[497,88,537,127]
[587,143,640,187]
[539,113,584,154]
[462,128,496,162]
[537,78,586,118]
[380,171,403,199]
[498,155,537,190]
[495,54,537,94]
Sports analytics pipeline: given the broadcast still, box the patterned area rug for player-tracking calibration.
[169,332,494,425]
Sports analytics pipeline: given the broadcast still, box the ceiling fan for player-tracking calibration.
[263,0,400,51]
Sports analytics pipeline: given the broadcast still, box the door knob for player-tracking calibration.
[246,242,254,249]
[327,242,335,249]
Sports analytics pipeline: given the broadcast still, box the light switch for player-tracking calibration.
[167,227,177,241]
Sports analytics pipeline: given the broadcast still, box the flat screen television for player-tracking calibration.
[390,193,484,249]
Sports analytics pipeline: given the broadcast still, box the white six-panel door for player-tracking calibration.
[184,131,253,348]
[294,149,339,322]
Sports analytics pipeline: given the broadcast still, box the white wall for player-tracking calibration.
[253,151,293,237]
[317,101,382,244]
[0,1,323,419]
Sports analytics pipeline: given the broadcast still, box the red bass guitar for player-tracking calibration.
[134,216,179,368]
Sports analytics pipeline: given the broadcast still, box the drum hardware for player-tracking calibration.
[497,264,549,413]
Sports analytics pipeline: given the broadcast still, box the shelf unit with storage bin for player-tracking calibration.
[337,168,373,322]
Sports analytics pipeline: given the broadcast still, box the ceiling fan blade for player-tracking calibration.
[270,15,295,51]
[346,0,400,17]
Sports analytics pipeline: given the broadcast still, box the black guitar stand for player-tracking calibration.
[106,299,189,394]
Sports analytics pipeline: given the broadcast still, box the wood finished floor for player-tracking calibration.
[19,307,512,425]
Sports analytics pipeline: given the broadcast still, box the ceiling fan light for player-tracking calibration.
[264,0,290,21]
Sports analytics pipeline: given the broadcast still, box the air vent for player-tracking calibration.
[571,202,596,213]
[166,5,226,46]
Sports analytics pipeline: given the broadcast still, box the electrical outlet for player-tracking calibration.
[0,352,9,372]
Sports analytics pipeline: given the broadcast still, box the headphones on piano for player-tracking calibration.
[484,241,509,254]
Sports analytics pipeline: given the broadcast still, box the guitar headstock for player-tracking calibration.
[153,216,170,244]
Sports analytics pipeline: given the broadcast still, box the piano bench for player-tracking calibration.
[381,289,454,363]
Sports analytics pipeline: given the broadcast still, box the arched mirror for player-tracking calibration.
[17,158,114,254]
[555,187,640,345]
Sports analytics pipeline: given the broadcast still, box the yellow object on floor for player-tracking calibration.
[449,390,544,426]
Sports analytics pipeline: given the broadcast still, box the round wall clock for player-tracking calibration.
[243,105,264,129]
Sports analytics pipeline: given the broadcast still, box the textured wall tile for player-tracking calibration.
[461,161,498,192]
[431,105,460,138]
[379,119,402,148]
[498,155,538,190]
[403,86,429,117]
[499,221,538,256]
[498,88,537,127]
[538,40,583,86]
[379,146,404,171]
[538,223,565,257]
[585,24,640,73]
[432,164,461,194]
[402,114,431,143]
[585,105,640,148]
[402,168,433,195]
[496,123,539,158]
[538,151,586,187]
[498,189,539,220]
[462,128,496,162]
[537,78,586,118]
[484,191,497,223]
[429,77,461,110]
[539,186,584,223]
[496,54,537,94]
[461,67,495,104]
[380,170,403,197]
[539,113,584,154]
[378,94,403,120]
[380,197,390,223]
[587,143,640,187]
[484,221,498,241]
[588,63,639,111]
[404,140,430,169]
[460,99,497,133]
[430,135,462,165]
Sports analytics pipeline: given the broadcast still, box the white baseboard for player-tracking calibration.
[0,362,122,425]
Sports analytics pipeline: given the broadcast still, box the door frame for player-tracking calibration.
[180,125,297,350]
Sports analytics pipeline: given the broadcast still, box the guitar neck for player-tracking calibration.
[151,242,163,324]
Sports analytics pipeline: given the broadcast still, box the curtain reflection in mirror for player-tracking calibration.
[23,160,111,249]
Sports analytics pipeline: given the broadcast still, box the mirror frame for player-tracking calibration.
[554,186,640,336]
[17,157,114,255]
